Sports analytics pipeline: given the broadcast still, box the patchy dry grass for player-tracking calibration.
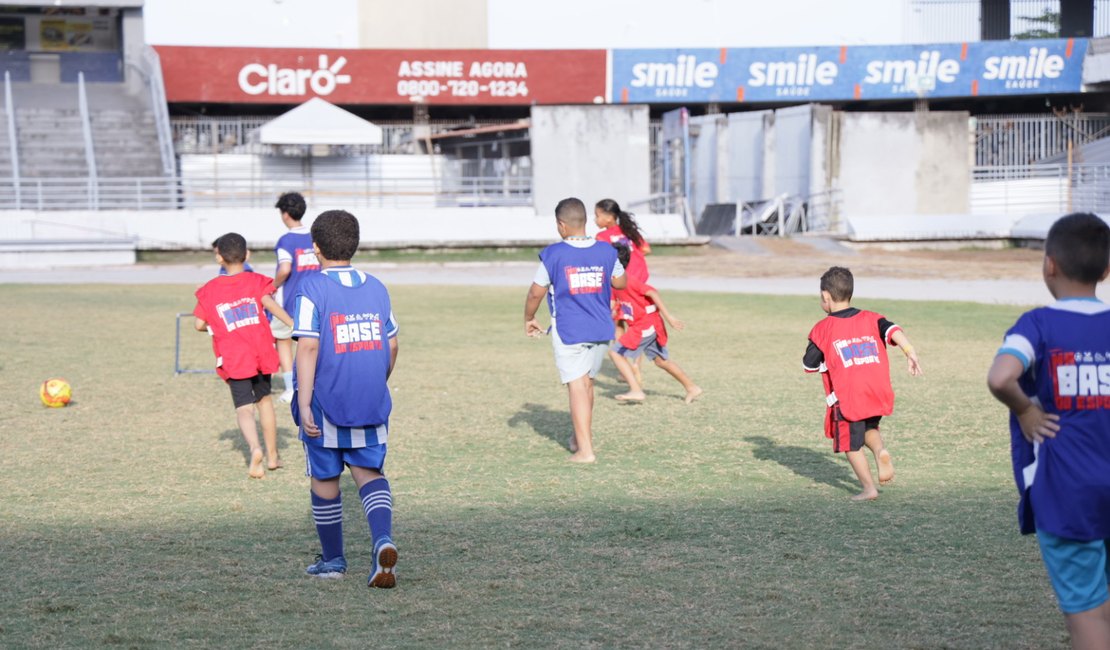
[0,283,1067,648]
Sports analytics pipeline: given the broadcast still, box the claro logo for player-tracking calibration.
[238,55,352,96]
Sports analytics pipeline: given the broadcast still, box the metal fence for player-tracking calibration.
[975,113,1110,166]
[908,0,1110,42]
[170,117,525,155]
[0,174,533,210]
[971,163,1110,214]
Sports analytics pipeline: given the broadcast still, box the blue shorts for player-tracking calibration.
[1036,529,1110,614]
[616,334,668,361]
[302,442,387,480]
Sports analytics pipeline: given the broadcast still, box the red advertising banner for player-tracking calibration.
[155,46,607,105]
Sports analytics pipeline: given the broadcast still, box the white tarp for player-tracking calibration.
[259,97,383,145]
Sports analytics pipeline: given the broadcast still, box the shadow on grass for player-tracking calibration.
[745,435,857,494]
[508,402,571,450]
[0,496,1051,649]
[219,425,297,464]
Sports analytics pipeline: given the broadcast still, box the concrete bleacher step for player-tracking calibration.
[5,82,170,188]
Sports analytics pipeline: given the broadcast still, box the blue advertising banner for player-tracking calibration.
[611,39,1085,103]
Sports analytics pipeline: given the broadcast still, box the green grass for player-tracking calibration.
[0,284,1069,649]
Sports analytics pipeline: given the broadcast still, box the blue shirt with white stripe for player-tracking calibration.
[998,298,1110,541]
[293,267,398,448]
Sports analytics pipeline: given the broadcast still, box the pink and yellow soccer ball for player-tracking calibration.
[40,378,72,408]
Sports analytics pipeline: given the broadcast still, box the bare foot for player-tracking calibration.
[877,449,895,484]
[568,451,596,463]
[248,448,265,479]
[268,457,284,471]
[568,434,579,453]
[684,386,704,404]
[615,391,645,402]
[850,488,879,501]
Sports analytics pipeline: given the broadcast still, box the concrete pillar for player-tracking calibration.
[121,8,145,95]
[980,0,1010,40]
[1060,0,1095,37]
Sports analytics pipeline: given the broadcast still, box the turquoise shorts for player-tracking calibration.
[1036,529,1110,614]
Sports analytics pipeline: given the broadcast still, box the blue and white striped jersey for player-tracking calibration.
[292,267,398,448]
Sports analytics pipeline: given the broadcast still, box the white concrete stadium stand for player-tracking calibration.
[0,238,137,268]
[0,207,697,267]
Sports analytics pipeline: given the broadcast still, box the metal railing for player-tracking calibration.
[4,71,19,208]
[975,113,1110,166]
[170,117,525,156]
[971,163,1110,214]
[142,46,177,177]
[76,73,98,209]
[0,174,533,210]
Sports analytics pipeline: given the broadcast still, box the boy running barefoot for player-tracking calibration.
[194,233,293,478]
[803,266,922,501]
[524,198,626,463]
[608,243,702,404]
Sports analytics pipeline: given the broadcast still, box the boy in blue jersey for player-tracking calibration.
[988,212,1110,649]
[291,210,399,588]
[524,197,626,463]
[273,192,320,403]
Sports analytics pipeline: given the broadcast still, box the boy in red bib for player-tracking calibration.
[194,233,294,478]
[802,266,922,501]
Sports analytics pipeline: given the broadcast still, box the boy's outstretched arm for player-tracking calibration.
[524,283,548,337]
[194,317,208,332]
[296,338,321,437]
[987,354,1060,443]
[260,294,294,327]
[645,288,685,331]
[889,330,923,376]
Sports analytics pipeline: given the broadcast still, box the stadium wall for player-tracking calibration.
[0,208,691,253]
[530,106,651,218]
[834,112,970,218]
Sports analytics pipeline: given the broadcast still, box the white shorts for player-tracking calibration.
[551,325,608,384]
[270,317,293,340]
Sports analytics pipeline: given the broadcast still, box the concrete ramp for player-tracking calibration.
[844,214,1016,241]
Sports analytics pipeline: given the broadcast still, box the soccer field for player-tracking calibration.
[0,283,1068,648]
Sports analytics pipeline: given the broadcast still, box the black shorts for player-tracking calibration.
[830,407,882,453]
[227,373,272,409]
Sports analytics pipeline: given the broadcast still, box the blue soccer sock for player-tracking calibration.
[310,491,344,561]
[359,478,393,546]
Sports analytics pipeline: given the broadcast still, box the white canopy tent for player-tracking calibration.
[258,97,383,145]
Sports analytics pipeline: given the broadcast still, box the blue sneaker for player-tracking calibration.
[305,554,347,579]
[368,539,398,589]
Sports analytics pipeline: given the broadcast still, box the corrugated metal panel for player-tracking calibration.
[688,114,720,223]
[773,105,814,199]
[726,111,768,205]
